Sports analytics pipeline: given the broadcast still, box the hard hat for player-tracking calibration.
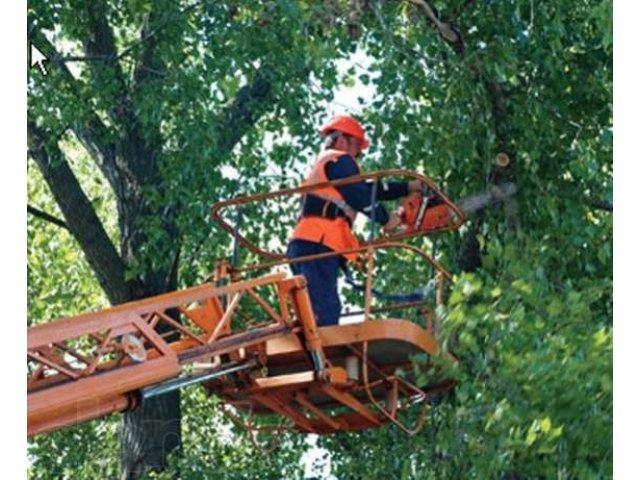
[320,115,370,150]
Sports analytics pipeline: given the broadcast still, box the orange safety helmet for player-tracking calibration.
[320,115,370,150]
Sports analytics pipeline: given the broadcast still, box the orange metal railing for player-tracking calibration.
[210,169,465,260]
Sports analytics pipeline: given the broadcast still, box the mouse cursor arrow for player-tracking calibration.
[30,43,48,76]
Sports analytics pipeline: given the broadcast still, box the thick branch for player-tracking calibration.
[80,2,127,89]
[481,73,509,154]
[80,2,156,174]
[29,27,122,196]
[407,0,513,180]
[214,74,274,155]
[586,198,613,212]
[77,3,169,261]
[27,205,68,230]
[28,120,141,305]
[407,0,465,54]
[79,2,159,184]
[131,9,167,91]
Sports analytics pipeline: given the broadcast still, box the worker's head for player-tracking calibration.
[320,115,370,158]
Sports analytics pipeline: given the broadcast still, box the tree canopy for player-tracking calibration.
[28,1,612,479]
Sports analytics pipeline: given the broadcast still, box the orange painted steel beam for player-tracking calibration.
[320,384,381,426]
[207,292,242,343]
[288,277,328,378]
[28,394,135,437]
[28,273,285,348]
[294,393,345,431]
[253,393,315,433]
[264,319,440,358]
[177,324,293,363]
[248,367,349,393]
[28,357,178,436]
[27,350,79,380]
[246,287,283,324]
[154,310,206,345]
[28,357,178,417]
[28,273,296,437]
[233,242,453,283]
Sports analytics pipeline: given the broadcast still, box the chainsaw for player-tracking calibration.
[397,193,452,234]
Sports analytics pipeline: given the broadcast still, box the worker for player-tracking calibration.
[286,114,423,327]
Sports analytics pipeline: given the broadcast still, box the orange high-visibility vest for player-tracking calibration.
[290,149,361,260]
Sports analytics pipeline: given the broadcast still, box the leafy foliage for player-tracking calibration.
[28,0,611,478]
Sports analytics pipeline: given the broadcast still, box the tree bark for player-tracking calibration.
[120,393,181,480]
[28,121,142,305]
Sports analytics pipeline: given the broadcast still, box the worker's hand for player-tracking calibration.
[383,213,406,234]
[408,179,423,194]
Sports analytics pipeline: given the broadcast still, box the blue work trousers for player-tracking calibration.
[286,240,341,326]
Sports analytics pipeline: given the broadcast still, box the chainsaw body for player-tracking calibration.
[398,194,452,234]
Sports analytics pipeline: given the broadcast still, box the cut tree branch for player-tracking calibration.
[28,120,142,305]
[406,0,465,54]
[27,205,69,230]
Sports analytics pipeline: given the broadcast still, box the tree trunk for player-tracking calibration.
[120,393,181,480]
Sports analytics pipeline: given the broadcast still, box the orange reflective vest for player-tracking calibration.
[290,149,360,260]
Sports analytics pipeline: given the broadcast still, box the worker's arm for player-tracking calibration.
[375,180,409,200]
[377,179,426,199]
[325,155,409,225]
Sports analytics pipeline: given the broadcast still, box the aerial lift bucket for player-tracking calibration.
[27,170,463,442]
